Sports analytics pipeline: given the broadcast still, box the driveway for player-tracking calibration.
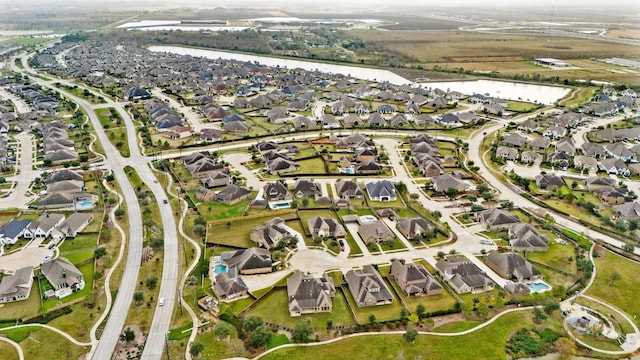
[151,88,209,132]
[344,223,371,256]
[0,246,53,272]
[381,217,416,251]
[222,152,263,191]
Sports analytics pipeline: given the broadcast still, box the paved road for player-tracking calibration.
[1,132,38,209]
[151,88,209,132]
[11,53,178,360]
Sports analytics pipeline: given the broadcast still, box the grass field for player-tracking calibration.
[432,320,482,333]
[261,310,555,360]
[526,242,577,274]
[388,278,458,314]
[0,339,19,360]
[196,195,252,221]
[58,233,98,265]
[246,289,356,331]
[0,326,89,359]
[586,250,640,327]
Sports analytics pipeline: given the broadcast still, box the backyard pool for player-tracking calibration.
[527,281,552,293]
[270,202,291,209]
[76,200,95,210]
[214,263,227,275]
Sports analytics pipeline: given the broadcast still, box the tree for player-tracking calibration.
[193,224,206,236]
[500,200,513,209]
[554,337,577,360]
[248,326,271,348]
[134,291,144,304]
[150,238,164,251]
[292,320,312,343]
[437,251,446,259]
[571,180,578,189]
[214,322,233,340]
[194,216,207,226]
[404,327,418,343]
[416,304,426,318]
[368,314,376,325]
[400,307,409,319]
[301,197,310,207]
[114,209,125,217]
[609,271,621,286]
[533,307,547,323]
[121,327,135,342]
[446,187,459,200]
[476,301,490,319]
[190,342,204,357]
[623,241,635,253]
[243,316,263,332]
[395,181,408,194]
[145,276,158,290]
[481,191,494,201]
[94,246,107,259]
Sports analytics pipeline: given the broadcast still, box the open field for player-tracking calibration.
[586,250,640,327]
[351,30,640,84]
[261,310,557,360]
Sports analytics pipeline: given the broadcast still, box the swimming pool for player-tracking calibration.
[527,281,552,293]
[214,263,227,275]
[270,202,291,209]
[76,200,94,210]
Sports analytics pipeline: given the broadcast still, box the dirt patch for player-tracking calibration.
[113,324,146,360]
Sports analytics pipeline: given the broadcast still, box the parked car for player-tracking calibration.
[158,298,165,306]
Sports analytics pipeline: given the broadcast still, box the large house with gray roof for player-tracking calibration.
[24,213,65,238]
[390,260,442,296]
[250,218,293,249]
[435,256,494,294]
[345,265,393,307]
[485,251,542,282]
[221,248,272,276]
[287,271,335,317]
[358,220,395,244]
[41,257,84,299]
[213,272,249,302]
[0,266,34,303]
[365,180,396,202]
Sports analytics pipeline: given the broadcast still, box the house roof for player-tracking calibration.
[0,266,33,299]
[41,257,83,289]
[224,248,272,274]
[365,180,395,199]
[476,207,521,227]
[58,213,93,236]
[214,272,248,299]
[486,251,541,279]
[0,219,33,240]
[215,184,251,203]
[345,265,393,306]
[287,271,335,313]
[336,180,363,198]
[397,217,432,237]
[45,169,83,184]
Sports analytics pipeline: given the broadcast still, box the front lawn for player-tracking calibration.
[525,242,577,274]
[58,234,98,265]
[343,280,404,324]
[197,196,252,221]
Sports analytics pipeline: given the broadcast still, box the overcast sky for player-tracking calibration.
[5,0,639,8]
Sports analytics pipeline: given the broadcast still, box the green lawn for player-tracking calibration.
[41,261,95,310]
[183,322,250,360]
[367,196,406,208]
[197,196,252,221]
[505,100,539,113]
[268,333,291,349]
[3,326,89,359]
[586,250,640,327]
[246,289,356,331]
[58,234,98,265]
[207,215,282,248]
[261,311,552,360]
[298,209,340,235]
[291,157,327,174]
[525,242,577,274]
[0,340,19,360]
[432,320,482,333]
[388,278,458,314]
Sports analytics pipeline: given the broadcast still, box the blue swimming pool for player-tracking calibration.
[214,263,227,275]
[76,200,94,209]
[272,202,290,209]
[527,281,551,293]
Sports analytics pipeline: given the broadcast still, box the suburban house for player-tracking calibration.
[390,260,442,296]
[200,172,231,188]
[474,208,521,229]
[292,179,322,199]
[508,223,549,252]
[358,220,395,244]
[502,133,527,148]
[307,217,346,239]
[213,272,249,301]
[336,180,364,199]
[431,173,472,193]
[435,256,494,294]
[0,219,32,245]
[263,182,293,208]
[396,217,433,240]
[599,158,630,176]
[196,187,216,202]
[24,213,65,238]
[485,251,542,281]
[287,271,336,317]
[535,173,564,191]
[0,266,34,303]
[521,151,541,164]
[496,146,519,161]
[365,180,396,202]
[574,156,598,172]
[58,213,93,238]
[215,184,252,205]
[221,248,272,276]
[41,257,84,299]
[613,202,640,221]
[528,137,550,151]
[345,265,393,307]
[250,218,293,249]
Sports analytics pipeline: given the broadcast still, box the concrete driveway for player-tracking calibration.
[222,152,263,191]
[1,132,38,210]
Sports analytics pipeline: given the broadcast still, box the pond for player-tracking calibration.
[149,46,571,105]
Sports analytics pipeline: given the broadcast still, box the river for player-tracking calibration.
[149,45,571,105]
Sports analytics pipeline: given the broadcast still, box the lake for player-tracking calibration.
[149,45,571,105]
